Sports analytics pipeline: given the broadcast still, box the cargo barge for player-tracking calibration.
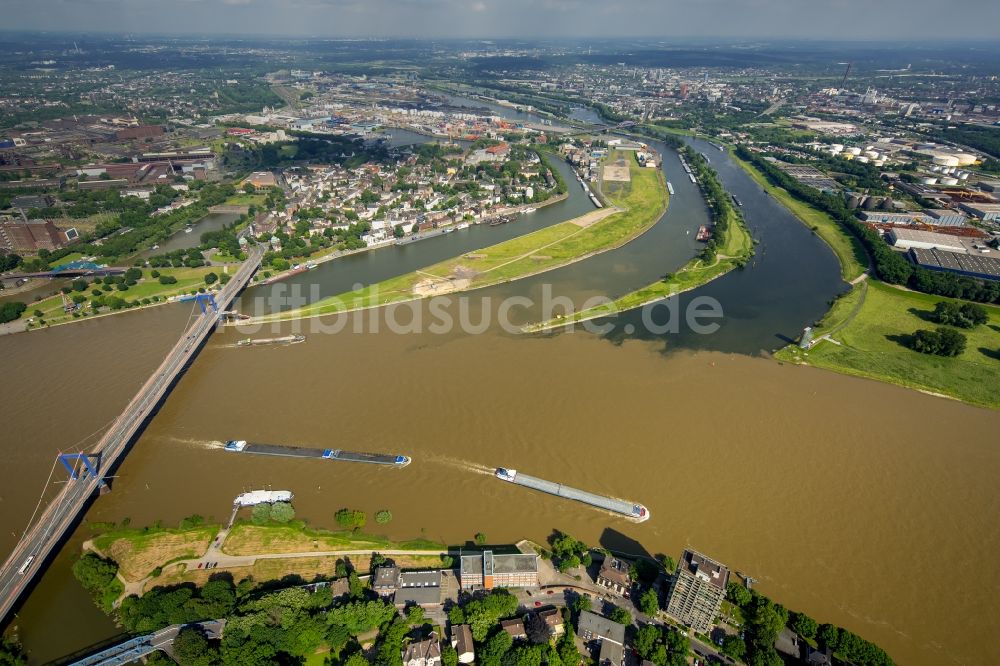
[495,467,649,522]
[236,335,305,347]
[224,440,410,466]
[261,262,317,285]
[696,225,712,242]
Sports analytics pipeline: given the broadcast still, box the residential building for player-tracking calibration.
[538,608,565,636]
[459,551,539,590]
[577,610,626,645]
[450,624,475,664]
[402,635,442,666]
[501,618,526,640]
[598,638,625,666]
[596,556,632,596]
[664,550,729,634]
[373,566,402,597]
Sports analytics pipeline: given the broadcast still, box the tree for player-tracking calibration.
[720,635,746,660]
[72,553,118,592]
[556,619,582,666]
[0,301,26,324]
[269,501,295,523]
[931,301,988,328]
[909,327,967,356]
[609,607,632,625]
[525,612,552,644]
[204,272,219,285]
[657,554,676,573]
[479,630,514,666]
[474,532,487,545]
[817,624,840,651]
[173,626,218,666]
[638,588,659,616]
[158,275,178,285]
[726,581,752,607]
[0,637,26,666]
[633,624,661,660]
[571,595,592,615]
[251,503,272,524]
[336,508,367,530]
[441,645,459,666]
[244,182,256,194]
[790,611,818,639]
[375,510,392,524]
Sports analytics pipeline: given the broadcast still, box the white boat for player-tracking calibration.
[184,227,193,233]
[233,489,293,507]
[522,207,537,214]
[456,222,470,230]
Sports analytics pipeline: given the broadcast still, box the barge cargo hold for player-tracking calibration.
[224,440,410,466]
[495,467,649,522]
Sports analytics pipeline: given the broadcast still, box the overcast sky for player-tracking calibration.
[6,0,1000,40]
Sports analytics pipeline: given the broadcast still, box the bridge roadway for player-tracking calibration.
[0,246,263,626]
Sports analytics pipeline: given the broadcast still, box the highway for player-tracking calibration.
[0,247,263,627]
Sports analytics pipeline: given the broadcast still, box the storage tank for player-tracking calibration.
[956,153,977,166]
[857,156,870,163]
[933,154,960,167]
[921,177,939,185]
[873,159,886,167]
[830,144,844,153]
[847,146,862,156]
[941,176,959,186]
[863,196,881,210]
[847,193,863,209]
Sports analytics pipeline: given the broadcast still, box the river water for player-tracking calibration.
[1,137,998,666]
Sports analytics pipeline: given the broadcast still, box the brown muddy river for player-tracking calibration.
[1,300,998,666]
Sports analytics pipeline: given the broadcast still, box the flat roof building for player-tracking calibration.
[0,220,69,252]
[665,549,729,634]
[460,551,539,590]
[910,247,1000,281]
[887,228,968,253]
[958,202,1000,222]
[394,571,443,608]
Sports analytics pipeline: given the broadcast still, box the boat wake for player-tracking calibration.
[161,437,225,450]
[426,455,494,476]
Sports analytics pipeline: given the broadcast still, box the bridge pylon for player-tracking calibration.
[58,452,106,489]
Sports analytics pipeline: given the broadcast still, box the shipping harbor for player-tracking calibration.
[495,467,649,522]
[223,440,411,466]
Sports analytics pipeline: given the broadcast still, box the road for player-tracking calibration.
[0,247,263,627]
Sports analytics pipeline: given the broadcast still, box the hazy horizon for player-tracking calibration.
[5,0,1000,41]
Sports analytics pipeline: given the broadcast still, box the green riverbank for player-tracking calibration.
[253,150,668,324]
[523,148,753,333]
